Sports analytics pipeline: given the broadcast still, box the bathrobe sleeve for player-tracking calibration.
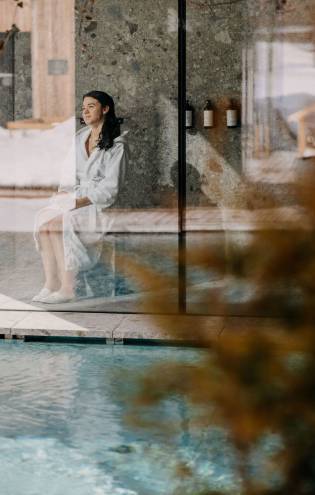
[58,136,79,193]
[86,142,127,208]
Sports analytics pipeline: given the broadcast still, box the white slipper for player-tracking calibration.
[41,291,76,304]
[32,288,54,302]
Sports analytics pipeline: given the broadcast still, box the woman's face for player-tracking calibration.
[82,96,109,126]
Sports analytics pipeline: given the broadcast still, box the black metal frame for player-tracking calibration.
[178,0,187,313]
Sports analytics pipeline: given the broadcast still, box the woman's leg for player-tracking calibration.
[38,224,61,291]
[47,216,75,297]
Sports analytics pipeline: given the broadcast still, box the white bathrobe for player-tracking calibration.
[34,126,130,272]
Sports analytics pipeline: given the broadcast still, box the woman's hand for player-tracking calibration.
[75,197,92,209]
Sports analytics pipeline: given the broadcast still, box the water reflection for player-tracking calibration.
[1,342,234,495]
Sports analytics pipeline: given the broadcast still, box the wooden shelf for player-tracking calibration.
[6,117,68,130]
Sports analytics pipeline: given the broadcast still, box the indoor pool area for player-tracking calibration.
[1,0,314,493]
[0,340,242,495]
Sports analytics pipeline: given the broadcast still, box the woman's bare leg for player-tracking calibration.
[48,217,75,297]
[38,226,61,291]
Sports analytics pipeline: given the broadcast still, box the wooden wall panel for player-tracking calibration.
[32,0,75,119]
[0,0,32,32]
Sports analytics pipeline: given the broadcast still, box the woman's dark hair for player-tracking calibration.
[82,90,121,151]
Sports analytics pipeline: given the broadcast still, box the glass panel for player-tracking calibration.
[186,0,315,315]
[185,0,247,314]
[0,0,179,314]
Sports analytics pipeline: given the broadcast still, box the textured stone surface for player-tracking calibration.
[74,0,252,209]
[75,0,179,208]
[185,1,255,209]
[0,311,283,341]
[1,1,314,211]
[0,32,32,125]
[112,314,223,340]
[183,0,245,207]
[14,32,32,120]
[0,311,30,331]
[0,33,14,126]
[11,311,114,337]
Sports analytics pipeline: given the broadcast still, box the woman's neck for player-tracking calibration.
[90,119,104,138]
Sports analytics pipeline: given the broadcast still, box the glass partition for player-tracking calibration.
[185,0,315,315]
[2,1,312,317]
[0,0,179,313]
[185,0,247,314]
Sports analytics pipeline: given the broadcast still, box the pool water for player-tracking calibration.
[0,341,239,495]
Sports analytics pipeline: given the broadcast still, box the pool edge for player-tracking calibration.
[0,311,281,344]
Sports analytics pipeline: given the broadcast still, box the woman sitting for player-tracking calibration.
[33,90,129,304]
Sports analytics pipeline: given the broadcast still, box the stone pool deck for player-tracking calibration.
[0,302,279,344]
[0,201,290,344]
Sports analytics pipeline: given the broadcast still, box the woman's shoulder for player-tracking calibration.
[114,130,129,142]
[106,131,130,162]
[75,126,90,141]
[112,130,129,149]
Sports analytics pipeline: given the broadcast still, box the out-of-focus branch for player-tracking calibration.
[0,24,20,58]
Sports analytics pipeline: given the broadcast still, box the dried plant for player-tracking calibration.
[0,0,24,57]
[117,168,315,494]
[0,24,19,57]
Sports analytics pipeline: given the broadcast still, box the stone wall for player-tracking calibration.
[75,0,251,208]
[0,34,13,126]
[14,32,32,121]
[76,0,178,208]
[2,0,313,209]
[186,0,315,209]
[186,0,247,207]
[0,32,32,126]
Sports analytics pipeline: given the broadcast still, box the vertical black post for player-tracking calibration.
[178,0,186,313]
[12,32,16,120]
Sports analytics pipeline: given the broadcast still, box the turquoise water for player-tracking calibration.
[0,341,240,495]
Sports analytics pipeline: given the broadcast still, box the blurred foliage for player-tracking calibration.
[117,169,315,494]
[0,1,25,57]
[0,24,19,58]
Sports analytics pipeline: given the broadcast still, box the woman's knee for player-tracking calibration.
[39,222,50,235]
[47,217,63,233]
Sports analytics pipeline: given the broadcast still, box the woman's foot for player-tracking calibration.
[32,287,54,302]
[40,290,76,304]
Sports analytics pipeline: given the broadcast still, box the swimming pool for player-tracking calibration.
[0,340,240,495]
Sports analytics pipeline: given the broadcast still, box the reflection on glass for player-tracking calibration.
[244,0,315,176]
[186,0,315,315]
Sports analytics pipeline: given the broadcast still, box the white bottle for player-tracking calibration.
[226,99,238,128]
[185,100,194,129]
[204,100,214,128]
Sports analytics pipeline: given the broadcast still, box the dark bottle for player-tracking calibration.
[204,99,214,128]
[185,100,194,129]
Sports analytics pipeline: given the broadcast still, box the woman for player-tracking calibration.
[33,90,129,304]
